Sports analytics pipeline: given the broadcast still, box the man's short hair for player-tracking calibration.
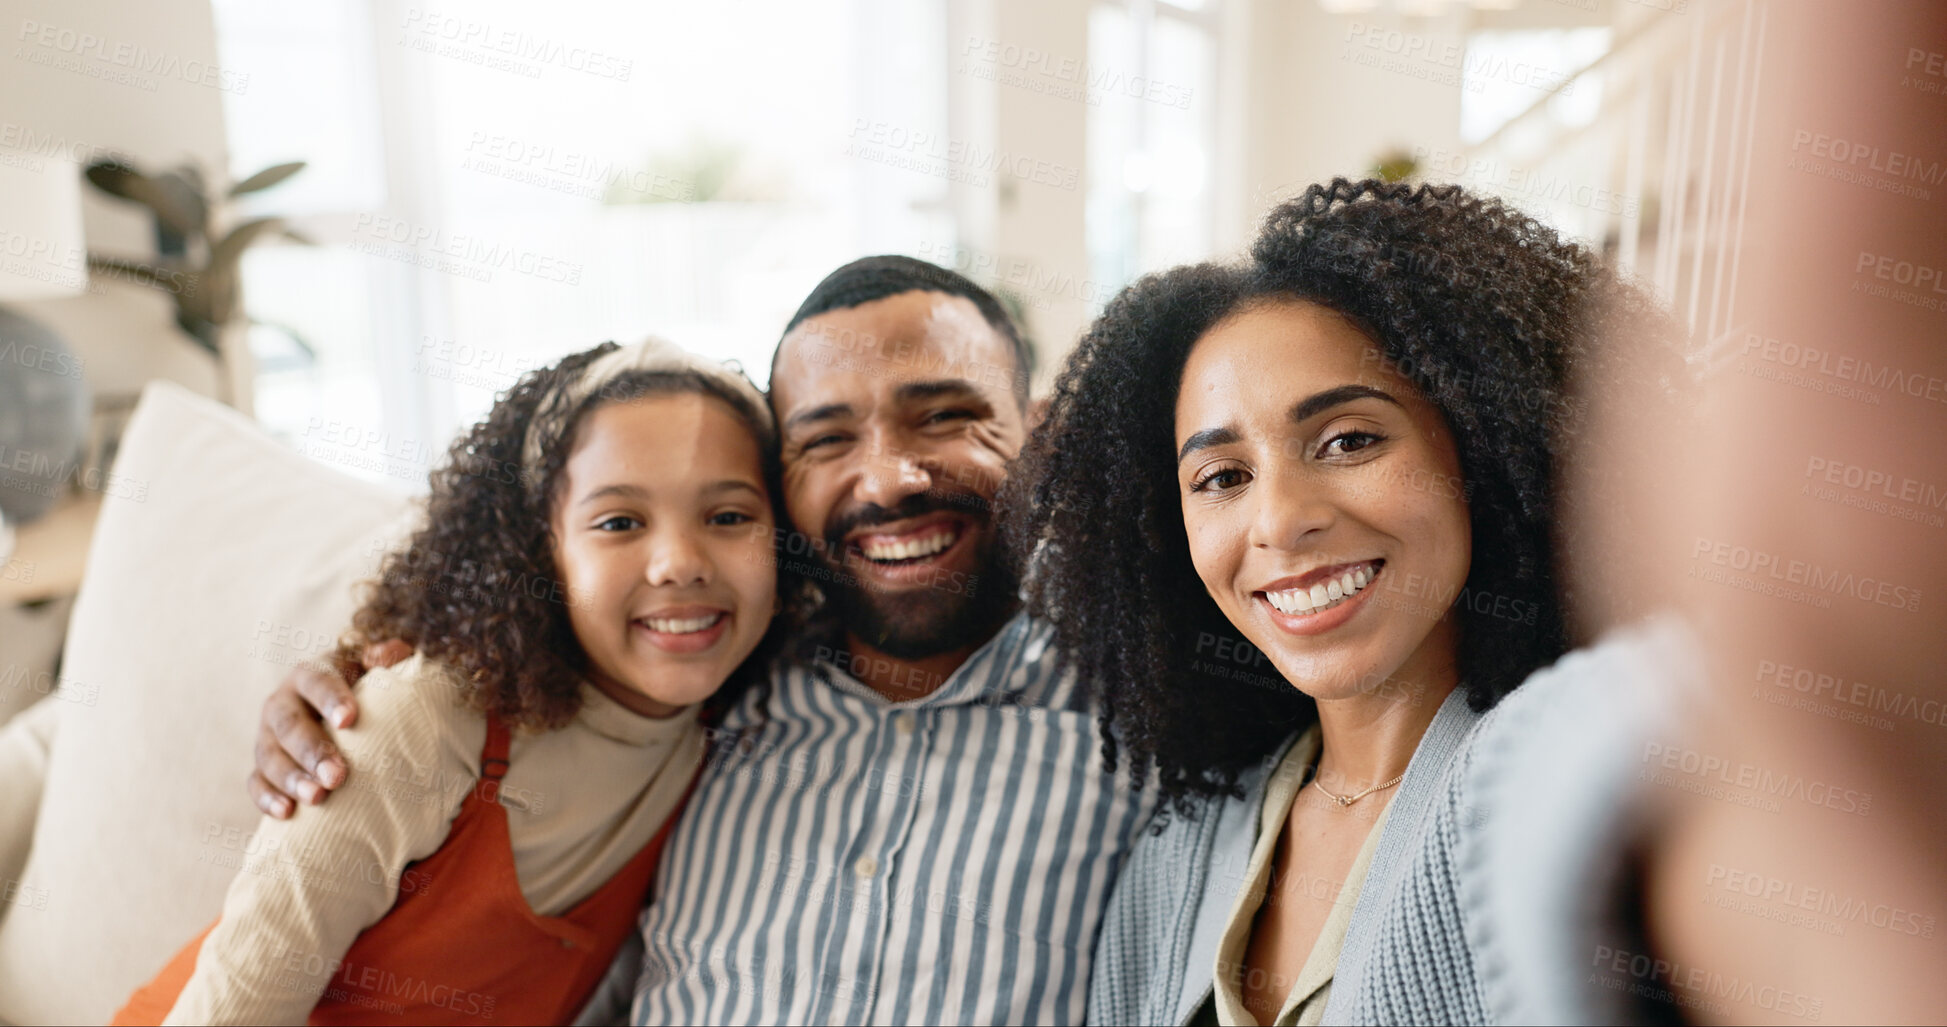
[777,255,1034,403]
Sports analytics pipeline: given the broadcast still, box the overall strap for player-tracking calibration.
[477,714,513,802]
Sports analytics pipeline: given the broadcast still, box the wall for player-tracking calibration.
[2,0,231,400]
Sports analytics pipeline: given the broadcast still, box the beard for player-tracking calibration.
[813,491,1019,660]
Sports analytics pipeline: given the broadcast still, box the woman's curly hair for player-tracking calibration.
[1004,178,1687,812]
[338,341,797,729]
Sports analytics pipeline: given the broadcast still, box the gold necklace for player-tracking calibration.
[1311,770,1406,807]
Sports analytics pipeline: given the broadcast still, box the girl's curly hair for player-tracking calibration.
[339,341,797,729]
[1004,178,1686,812]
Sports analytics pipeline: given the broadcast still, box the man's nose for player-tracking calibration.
[853,441,935,511]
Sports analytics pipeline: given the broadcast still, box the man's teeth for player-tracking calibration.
[643,613,723,634]
[860,530,958,562]
[1266,565,1376,616]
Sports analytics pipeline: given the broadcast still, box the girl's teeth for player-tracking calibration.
[1264,563,1379,616]
[645,613,722,634]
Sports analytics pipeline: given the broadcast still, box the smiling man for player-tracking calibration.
[248,256,1156,1025]
[769,270,1027,696]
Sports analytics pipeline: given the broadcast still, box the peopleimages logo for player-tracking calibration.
[1640,741,1873,815]
[1690,536,1923,612]
[959,36,1194,110]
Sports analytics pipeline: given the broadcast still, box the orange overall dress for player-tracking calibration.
[115,715,692,1025]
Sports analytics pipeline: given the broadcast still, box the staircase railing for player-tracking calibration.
[1443,0,1767,362]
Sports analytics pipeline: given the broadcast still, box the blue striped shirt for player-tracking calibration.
[630,612,1158,1025]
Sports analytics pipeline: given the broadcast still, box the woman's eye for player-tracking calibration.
[709,510,754,527]
[1320,431,1384,457]
[594,515,641,532]
[1190,468,1247,493]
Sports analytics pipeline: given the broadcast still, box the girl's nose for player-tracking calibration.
[645,529,711,587]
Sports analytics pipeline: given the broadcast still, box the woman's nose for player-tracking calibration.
[1248,461,1335,551]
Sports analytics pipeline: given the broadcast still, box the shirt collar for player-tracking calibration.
[812,610,1048,710]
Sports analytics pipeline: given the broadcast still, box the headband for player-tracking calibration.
[519,336,774,481]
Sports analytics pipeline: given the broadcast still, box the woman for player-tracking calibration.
[1008,178,1683,1025]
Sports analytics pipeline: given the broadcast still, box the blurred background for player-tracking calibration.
[1,0,1766,708]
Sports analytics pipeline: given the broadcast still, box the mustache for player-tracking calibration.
[824,489,992,549]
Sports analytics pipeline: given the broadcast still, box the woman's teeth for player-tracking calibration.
[1265,564,1376,616]
[860,529,957,563]
[642,612,724,634]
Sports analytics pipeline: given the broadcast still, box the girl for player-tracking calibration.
[116,338,791,1025]
[1009,179,1685,1025]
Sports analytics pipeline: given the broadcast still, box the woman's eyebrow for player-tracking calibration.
[1290,384,1403,423]
[1178,426,1240,464]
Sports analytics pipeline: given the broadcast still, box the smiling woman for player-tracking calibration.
[1007,178,1689,1025]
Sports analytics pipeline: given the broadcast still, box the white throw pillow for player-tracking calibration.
[0,381,417,1025]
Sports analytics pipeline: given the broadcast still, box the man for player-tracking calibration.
[249,256,1156,1024]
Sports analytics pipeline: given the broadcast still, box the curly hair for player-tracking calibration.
[339,341,796,730]
[1004,178,1686,812]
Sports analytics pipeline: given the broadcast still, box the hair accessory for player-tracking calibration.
[520,335,774,482]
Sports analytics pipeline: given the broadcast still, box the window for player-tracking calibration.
[212,0,951,487]
[1086,0,1219,304]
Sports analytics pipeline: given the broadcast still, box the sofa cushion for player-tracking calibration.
[0,381,416,1024]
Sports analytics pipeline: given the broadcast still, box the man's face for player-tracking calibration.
[770,290,1027,659]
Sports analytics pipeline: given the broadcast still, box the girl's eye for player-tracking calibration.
[1320,431,1384,458]
[595,515,641,532]
[1190,467,1247,493]
[709,510,754,527]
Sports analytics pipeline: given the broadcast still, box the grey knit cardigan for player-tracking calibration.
[1086,687,1492,1026]
[1086,622,1687,1026]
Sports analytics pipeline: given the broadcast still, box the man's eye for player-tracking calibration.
[1190,468,1246,493]
[595,515,641,532]
[923,409,975,426]
[709,510,753,527]
[800,433,847,452]
[1321,431,1384,457]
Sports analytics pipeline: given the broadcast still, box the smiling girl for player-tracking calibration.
[115,339,788,1025]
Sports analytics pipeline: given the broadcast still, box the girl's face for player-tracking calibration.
[551,392,778,717]
[1173,298,1471,705]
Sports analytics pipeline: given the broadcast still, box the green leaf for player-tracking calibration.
[210,216,287,276]
[83,160,146,200]
[155,168,211,235]
[83,159,201,238]
[229,161,306,197]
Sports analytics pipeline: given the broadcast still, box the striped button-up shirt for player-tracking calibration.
[631,612,1158,1025]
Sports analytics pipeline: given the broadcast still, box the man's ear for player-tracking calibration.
[1026,395,1051,432]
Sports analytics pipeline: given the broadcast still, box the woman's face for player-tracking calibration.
[1174,298,1471,704]
[551,392,778,717]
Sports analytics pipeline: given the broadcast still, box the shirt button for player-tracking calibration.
[854,856,879,878]
[894,712,916,736]
[559,938,575,949]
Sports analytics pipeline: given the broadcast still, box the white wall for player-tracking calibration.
[2,0,231,399]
